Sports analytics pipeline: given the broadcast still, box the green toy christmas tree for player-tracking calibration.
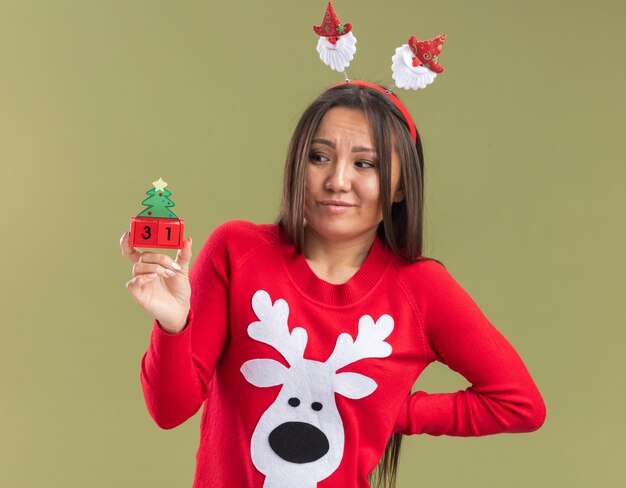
[136,177,178,218]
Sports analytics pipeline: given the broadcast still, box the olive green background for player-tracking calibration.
[1,0,624,486]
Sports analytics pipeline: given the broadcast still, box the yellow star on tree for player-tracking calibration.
[152,177,168,191]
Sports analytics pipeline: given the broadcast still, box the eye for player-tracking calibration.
[311,402,323,411]
[355,160,376,169]
[309,152,329,164]
[288,397,301,407]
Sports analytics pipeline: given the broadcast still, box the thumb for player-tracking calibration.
[175,236,193,272]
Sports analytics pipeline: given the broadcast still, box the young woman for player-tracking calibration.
[120,82,546,488]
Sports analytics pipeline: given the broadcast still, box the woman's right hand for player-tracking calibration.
[120,231,193,334]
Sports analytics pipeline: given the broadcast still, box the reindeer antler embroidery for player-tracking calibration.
[326,314,394,371]
[247,290,308,366]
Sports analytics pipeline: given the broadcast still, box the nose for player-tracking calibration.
[325,160,351,193]
[268,421,330,463]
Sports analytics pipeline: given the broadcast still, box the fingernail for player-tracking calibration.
[147,273,158,279]
[171,261,182,270]
[165,269,176,276]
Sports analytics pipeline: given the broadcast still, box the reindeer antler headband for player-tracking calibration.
[313,2,447,143]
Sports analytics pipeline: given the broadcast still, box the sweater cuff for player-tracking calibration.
[150,310,193,356]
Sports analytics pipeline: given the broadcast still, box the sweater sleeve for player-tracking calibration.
[394,261,546,437]
[139,223,231,430]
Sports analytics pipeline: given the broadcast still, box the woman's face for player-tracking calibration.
[304,107,404,245]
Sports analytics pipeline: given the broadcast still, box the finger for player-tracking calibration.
[133,262,177,278]
[138,251,182,274]
[125,273,158,292]
[174,236,193,272]
[120,231,143,264]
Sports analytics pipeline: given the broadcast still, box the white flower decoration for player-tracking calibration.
[391,44,437,90]
[317,31,357,72]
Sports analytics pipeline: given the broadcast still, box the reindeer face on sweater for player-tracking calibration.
[240,290,394,488]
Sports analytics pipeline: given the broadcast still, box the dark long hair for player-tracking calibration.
[276,83,441,487]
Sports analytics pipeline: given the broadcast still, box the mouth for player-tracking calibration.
[318,200,355,214]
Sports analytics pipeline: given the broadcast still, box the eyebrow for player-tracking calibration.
[311,138,377,154]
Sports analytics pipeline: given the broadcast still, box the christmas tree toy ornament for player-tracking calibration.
[391,34,447,90]
[313,2,357,76]
[129,177,185,249]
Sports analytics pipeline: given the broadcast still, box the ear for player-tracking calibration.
[334,372,377,399]
[241,359,288,387]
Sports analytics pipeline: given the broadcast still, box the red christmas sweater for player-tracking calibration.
[140,220,546,488]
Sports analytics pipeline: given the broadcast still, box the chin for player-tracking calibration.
[305,220,378,243]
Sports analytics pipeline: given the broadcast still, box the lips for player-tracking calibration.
[319,200,354,207]
[318,200,355,214]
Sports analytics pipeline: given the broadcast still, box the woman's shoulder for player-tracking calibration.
[393,255,478,307]
[203,220,280,252]
[393,254,447,276]
[211,220,278,240]
[194,220,280,268]
[392,254,457,292]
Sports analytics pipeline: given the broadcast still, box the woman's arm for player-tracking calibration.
[395,261,546,436]
[140,225,231,429]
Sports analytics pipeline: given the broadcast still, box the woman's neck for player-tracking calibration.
[303,226,377,284]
